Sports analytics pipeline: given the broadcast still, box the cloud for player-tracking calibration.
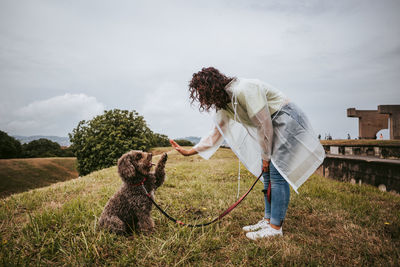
[141,82,213,138]
[4,94,104,136]
[1,0,399,139]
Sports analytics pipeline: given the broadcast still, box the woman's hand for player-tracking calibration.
[262,159,270,173]
[169,139,197,156]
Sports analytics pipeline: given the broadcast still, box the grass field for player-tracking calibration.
[0,157,78,198]
[0,148,399,266]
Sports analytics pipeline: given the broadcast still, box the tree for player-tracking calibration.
[151,133,170,147]
[60,146,75,157]
[69,109,156,176]
[174,139,194,146]
[0,130,22,159]
[22,138,63,158]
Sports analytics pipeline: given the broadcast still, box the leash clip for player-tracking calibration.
[141,184,151,197]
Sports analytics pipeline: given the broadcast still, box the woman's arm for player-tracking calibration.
[170,120,225,158]
[169,139,198,156]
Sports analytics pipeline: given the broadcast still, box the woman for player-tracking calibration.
[170,67,325,240]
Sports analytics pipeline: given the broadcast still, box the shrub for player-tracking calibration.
[151,133,171,147]
[0,130,22,159]
[22,138,63,158]
[69,109,156,175]
[174,139,194,146]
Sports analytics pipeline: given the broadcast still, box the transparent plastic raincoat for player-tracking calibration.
[193,78,325,193]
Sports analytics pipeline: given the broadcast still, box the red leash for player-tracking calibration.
[141,172,262,227]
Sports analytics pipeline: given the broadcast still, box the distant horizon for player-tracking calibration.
[10,133,391,141]
[9,134,203,147]
[11,134,203,139]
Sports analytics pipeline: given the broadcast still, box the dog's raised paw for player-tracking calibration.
[160,153,168,162]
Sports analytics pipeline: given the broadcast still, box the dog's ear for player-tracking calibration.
[118,152,136,179]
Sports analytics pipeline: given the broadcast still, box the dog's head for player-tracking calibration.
[117,150,154,183]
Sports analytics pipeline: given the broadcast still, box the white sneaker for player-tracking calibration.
[246,227,283,240]
[242,219,270,232]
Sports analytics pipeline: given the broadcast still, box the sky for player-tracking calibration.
[1,0,399,140]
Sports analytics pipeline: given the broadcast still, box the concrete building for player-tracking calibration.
[347,105,400,140]
[347,108,389,139]
[378,105,400,140]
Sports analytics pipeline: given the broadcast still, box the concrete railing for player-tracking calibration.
[321,143,400,160]
[316,154,400,193]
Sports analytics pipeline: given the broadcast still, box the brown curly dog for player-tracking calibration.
[99,150,167,235]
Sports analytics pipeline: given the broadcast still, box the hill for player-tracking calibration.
[0,157,78,198]
[0,148,399,266]
[13,135,71,146]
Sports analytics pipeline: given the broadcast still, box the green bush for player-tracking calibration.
[69,109,161,176]
[60,146,75,157]
[151,133,170,147]
[174,139,194,146]
[0,131,75,159]
[0,130,22,159]
[22,138,63,158]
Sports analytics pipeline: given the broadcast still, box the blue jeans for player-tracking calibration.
[262,162,290,226]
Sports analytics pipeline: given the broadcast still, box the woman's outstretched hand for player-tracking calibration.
[169,139,184,154]
[169,139,197,156]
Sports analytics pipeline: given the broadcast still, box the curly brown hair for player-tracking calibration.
[189,67,234,112]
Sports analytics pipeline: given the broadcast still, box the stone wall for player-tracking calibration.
[322,145,400,159]
[316,155,400,193]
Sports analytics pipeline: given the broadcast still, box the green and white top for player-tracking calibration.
[224,78,287,119]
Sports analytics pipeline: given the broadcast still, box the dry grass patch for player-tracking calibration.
[0,157,78,198]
